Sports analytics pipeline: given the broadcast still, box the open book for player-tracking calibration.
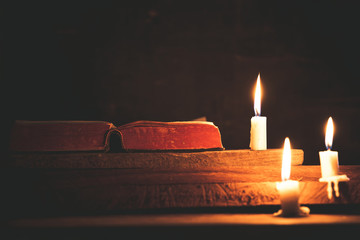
[9,120,224,152]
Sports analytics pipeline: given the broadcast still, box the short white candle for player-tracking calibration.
[319,117,339,178]
[275,137,309,217]
[318,117,349,200]
[319,150,339,178]
[276,180,300,216]
[249,73,267,150]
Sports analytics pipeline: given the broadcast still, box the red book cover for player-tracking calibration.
[9,120,224,152]
[116,121,223,151]
[9,121,115,152]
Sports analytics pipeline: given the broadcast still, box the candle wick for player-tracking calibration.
[325,143,332,151]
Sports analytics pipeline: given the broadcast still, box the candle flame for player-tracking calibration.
[281,137,291,181]
[325,117,334,150]
[254,73,261,116]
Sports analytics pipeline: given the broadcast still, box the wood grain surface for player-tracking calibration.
[9,149,304,168]
[2,166,359,218]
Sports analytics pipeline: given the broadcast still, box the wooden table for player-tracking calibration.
[4,213,360,239]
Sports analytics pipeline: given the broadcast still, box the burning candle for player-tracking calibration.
[275,137,309,217]
[276,138,300,216]
[249,73,267,150]
[318,117,350,199]
[319,117,339,178]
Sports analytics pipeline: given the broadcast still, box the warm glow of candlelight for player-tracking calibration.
[276,137,310,217]
[254,73,261,116]
[325,117,334,150]
[281,137,291,181]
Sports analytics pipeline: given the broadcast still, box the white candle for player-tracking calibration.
[319,117,339,178]
[318,116,349,200]
[275,138,309,217]
[250,73,267,150]
[276,180,300,216]
[319,150,339,178]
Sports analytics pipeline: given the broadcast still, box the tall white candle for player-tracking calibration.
[249,74,267,150]
[319,117,339,178]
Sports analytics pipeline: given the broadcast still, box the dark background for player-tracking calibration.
[2,0,360,164]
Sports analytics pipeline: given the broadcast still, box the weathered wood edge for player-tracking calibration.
[2,166,359,216]
[4,181,359,215]
[9,149,304,168]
